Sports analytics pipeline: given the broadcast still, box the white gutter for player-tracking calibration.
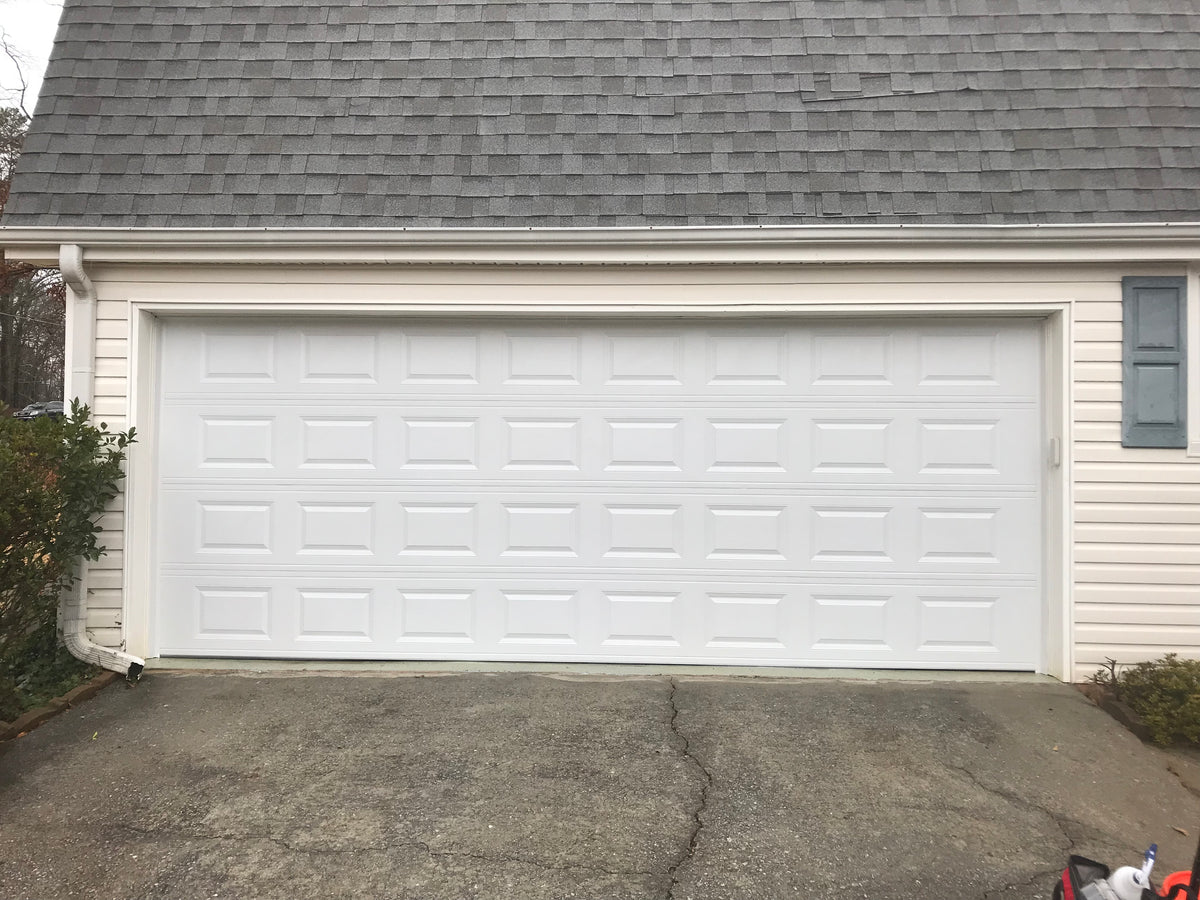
[5,222,1200,244]
[58,243,145,681]
[2,223,1200,266]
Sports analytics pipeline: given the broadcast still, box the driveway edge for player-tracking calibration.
[0,671,120,742]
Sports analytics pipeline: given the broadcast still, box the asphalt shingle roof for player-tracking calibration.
[5,0,1200,228]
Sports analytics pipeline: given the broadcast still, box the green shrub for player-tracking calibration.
[0,621,95,721]
[0,403,134,719]
[1095,654,1200,745]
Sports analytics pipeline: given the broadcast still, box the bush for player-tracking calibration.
[0,621,96,721]
[1094,654,1200,745]
[0,402,134,719]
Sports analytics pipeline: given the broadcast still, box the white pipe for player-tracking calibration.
[58,243,145,680]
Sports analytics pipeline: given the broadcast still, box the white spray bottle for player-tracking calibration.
[1108,843,1156,900]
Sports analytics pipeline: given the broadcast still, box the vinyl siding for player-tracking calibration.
[74,261,1199,678]
[81,295,131,651]
[1072,285,1200,679]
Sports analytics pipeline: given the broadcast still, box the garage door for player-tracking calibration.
[155,317,1043,668]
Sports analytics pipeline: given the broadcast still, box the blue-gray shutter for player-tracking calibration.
[1122,276,1187,448]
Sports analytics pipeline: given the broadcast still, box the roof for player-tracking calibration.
[4,0,1200,229]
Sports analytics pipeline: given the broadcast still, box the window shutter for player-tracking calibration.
[1122,276,1187,448]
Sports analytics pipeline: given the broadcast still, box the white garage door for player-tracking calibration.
[155,317,1043,668]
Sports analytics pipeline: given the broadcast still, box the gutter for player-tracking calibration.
[58,243,145,681]
[2,223,1200,267]
[4,222,1200,244]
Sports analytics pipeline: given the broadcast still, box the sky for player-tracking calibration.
[0,0,64,117]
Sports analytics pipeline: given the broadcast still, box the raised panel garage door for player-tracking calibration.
[155,318,1043,668]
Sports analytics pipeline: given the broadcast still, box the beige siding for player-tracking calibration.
[81,294,131,653]
[1071,286,1200,680]
[79,261,1200,679]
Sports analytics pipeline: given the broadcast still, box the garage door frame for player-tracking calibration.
[122,296,1072,677]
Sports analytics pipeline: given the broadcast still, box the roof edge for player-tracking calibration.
[4,223,1200,266]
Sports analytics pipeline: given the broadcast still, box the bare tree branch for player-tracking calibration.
[0,107,63,407]
[0,28,30,119]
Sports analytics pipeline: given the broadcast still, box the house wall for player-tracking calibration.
[78,261,1198,680]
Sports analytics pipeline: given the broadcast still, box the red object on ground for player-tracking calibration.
[1161,871,1194,896]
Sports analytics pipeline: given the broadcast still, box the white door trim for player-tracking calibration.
[122,299,1071,677]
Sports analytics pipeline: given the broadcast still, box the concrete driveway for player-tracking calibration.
[2,671,1198,900]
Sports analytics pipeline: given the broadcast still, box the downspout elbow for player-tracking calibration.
[58,243,145,681]
[61,580,145,681]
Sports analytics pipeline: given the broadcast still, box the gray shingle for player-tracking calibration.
[4,0,1199,227]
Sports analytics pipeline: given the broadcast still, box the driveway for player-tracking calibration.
[1,672,1198,900]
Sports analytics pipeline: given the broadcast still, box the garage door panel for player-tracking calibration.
[159,488,1038,574]
[157,403,1041,485]
[156,576,1038,667]
[162,320,1040,399]
[156,318,1043,668]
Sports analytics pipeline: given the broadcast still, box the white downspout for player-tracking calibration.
[59,243,144,680]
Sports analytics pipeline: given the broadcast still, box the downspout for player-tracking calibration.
[59,243,144,681]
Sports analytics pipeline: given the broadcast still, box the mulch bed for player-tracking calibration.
[1077,682,1155,743]
[0,671,120,742]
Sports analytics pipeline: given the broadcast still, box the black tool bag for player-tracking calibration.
[1050,855,1163,900]
[1052,855,1110,900]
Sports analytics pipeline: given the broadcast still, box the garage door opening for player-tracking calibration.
[153,317,1043,669]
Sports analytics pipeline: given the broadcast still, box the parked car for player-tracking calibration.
[11,401,64,420]
[12,402,47,420]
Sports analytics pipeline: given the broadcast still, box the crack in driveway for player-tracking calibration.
[943,763,1081,900]
[944,762,1079,854]
[1166,761,1200,800]
[105,680,724,893]
[664,677,713,900]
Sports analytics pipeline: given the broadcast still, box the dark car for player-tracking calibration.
[12,401,65,420]
[12,402,47,420]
